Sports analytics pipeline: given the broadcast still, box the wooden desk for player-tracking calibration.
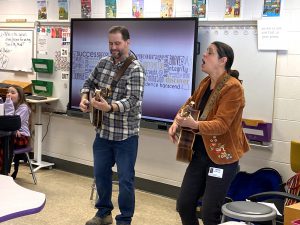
[26,97,58,172]
[0,175,46,222]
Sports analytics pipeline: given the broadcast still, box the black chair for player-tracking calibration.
[247,191,300,225]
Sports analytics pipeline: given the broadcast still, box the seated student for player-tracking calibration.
[3,85,31,179]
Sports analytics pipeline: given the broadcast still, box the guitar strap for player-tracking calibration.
[199,74,231,121]
[110,55,136,89]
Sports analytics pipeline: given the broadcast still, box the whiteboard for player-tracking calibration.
[196,26,277,123]
[0,30,33,72]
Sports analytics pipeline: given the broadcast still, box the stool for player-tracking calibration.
[90,178,98,202]
[90,178,118,202]
[221,201,277,225]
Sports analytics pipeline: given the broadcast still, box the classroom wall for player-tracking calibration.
[1,0,299,185]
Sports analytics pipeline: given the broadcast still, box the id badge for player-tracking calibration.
[208,167,223,178]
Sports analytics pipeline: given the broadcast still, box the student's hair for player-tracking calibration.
[212,41,240,80]
[9,85,28,109]
[108,26,130,41]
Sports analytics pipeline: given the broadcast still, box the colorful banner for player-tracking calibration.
[160,0,174,18]
[58,0,69,20]
[224,0,241,18]
[105,0,116,18]
[192,0,206,18]
[81,0,92,18]
[37,0,47,20]
[263,0,281,17]
[51,27,62,38]
[132,0,144,18]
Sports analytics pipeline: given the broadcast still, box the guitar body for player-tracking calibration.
[89,88,111,128]
[177,129,196,163]
[176,105,200,163]
[90,104,103,128]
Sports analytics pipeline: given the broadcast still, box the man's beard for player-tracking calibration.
[111,50,123,60]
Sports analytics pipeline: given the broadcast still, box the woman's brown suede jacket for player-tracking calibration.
[185,73,249,164]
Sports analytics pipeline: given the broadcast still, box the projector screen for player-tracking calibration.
[69,18,198,124]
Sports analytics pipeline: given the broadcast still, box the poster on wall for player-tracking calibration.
[132,0,144,18]
[37,0,47,20]
[81,0,92,18]
[51,27,62,38]
[263,0,281,17]
[61,71,69,80]
[37,35,48,55]
[192,0,207,19]
[58,0,69,20]
[105,0,116,18]
[224,0,241,19]
[62,28,71,45]
[160,0,174,18]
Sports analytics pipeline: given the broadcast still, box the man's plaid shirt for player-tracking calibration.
[81,55,145,141]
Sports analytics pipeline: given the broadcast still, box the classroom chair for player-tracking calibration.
[290,140,300,173]
[13,146,37,184]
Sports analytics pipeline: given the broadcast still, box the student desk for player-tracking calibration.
[0,115,21,175]
[26,97,58,172]
[0,175,46,223]
[0,131,12,175]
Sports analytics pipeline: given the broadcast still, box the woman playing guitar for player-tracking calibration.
[168,41,249,225]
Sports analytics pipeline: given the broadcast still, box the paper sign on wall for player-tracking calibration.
[61,71,69,80]
[257,19,288,50]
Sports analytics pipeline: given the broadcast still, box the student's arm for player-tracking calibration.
[15,104,30,136]
[4,97,15,115]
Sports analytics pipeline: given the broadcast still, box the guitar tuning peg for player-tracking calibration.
[190,101,195,106]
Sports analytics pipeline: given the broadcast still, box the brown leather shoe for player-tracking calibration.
[85,214,113,225]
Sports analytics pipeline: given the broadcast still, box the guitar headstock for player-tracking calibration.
[180,101,195,117]
[94,87,112,101]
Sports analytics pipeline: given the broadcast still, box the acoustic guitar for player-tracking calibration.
[88,55,135,128]
[175,74,231,163]
[89,87,112,128]
[176,101,200,163]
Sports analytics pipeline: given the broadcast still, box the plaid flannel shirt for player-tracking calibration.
[81,55,145,141]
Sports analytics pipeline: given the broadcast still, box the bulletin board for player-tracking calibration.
[36,25,70,113]
[196,25,277,123]
[0,29,33,72]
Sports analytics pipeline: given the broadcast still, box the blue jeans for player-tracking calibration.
[93,134,138,225]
